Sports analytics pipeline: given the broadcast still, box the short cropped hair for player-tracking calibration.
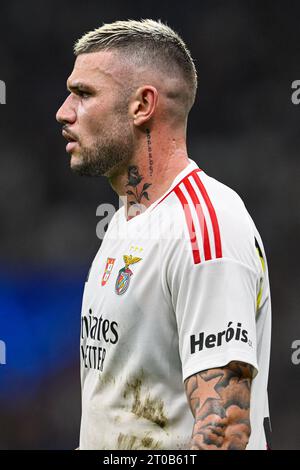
[74,19,198,114]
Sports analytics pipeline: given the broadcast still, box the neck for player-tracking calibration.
[108,128,190,220]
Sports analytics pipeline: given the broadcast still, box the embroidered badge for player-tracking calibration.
[101,258,116,286]
[115,254,142,295]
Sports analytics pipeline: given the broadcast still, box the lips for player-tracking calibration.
[62,129,78,143]
[62,129,79,153]
[66,141,78,153]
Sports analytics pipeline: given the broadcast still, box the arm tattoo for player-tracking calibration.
[126,165,152,206]
[185,361,253,450]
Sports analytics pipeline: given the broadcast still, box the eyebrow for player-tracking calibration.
[67,81,95,93]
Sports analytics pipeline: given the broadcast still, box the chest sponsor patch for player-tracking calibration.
[101,258,116,286]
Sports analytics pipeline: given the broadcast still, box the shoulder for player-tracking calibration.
[156,169,261,272]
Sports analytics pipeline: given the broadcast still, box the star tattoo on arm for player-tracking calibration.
[189,374,222,409]
[185,361,253,450]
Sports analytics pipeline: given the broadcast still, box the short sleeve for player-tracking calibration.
[167,251,259,382]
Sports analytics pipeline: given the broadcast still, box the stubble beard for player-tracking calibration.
[71,115,134,178]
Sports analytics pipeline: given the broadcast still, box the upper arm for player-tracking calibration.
[185,361,253,450]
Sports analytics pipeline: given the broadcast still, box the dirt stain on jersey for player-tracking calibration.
[117,432,162,450]
[99,372,116,386]
[123,372,168,429]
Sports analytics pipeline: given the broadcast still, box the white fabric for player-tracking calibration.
[79,159,271,450]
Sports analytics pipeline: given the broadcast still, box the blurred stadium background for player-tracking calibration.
[0,0,299,449]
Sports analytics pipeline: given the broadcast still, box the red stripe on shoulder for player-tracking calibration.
[154,168,202,209]
[183,177,212,261]
[192,172,222,258]
[174,185,201,265]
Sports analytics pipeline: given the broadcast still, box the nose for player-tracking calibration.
[56,94,76,125]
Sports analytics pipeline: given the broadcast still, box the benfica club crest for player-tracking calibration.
[101,258,116,286]
[115,254,142,295]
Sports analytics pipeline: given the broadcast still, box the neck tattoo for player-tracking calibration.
[146,128,154,177]
[126,166,152,207]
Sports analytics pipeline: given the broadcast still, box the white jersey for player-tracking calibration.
[79,159,271,450]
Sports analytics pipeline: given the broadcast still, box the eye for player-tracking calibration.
[77,90,91,99]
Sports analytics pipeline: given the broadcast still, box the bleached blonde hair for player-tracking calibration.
[74,19,198,115]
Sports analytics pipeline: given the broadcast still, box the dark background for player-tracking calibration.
[0,0,299,450]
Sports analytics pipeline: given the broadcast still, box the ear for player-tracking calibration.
[129,86,158,126]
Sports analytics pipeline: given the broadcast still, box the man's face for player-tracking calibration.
[56,51,134,177]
